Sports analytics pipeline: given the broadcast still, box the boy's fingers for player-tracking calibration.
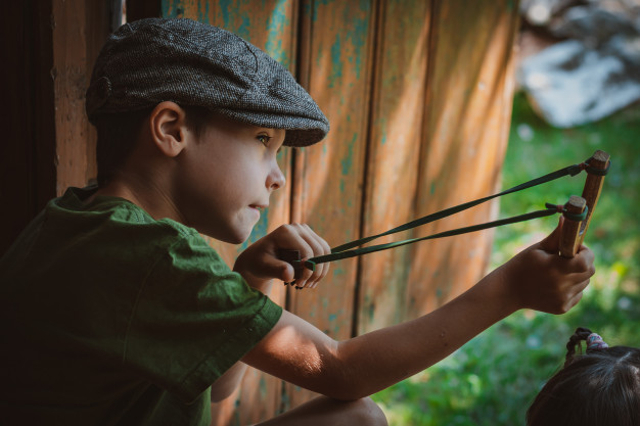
[285,224,330,289]
[299,224,331,288]
[273,223,331,289]
[560,288,586,314]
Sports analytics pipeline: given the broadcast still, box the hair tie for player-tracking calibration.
[586,333,609,352]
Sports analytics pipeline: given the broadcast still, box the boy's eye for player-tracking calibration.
[257,135,272,146]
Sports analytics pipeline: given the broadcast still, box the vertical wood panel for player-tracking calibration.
[161,1,297,424]
[285,0,376,409]
[357,0,431,333]
[405,0,519,318]
[51,1,110,195]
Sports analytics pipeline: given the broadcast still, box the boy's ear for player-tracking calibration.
[148,101,189,158]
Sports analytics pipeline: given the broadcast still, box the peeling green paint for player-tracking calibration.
[218,0,234,27]
[343,9,370,79]
[340,133,357,175]
[197,1,210,23]
[328,34,343,88]
[162,0,209,22]
[333,266,346,277]
[307,0,335,22]
[265,0,291,67]
[259,377,268,398]
[379,118,388,145]
[161,0,185,18]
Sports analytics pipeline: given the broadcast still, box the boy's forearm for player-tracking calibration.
[332,267,515,398]
[245,268,517,400]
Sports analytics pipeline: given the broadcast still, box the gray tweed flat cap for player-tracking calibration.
[86,18,329,147]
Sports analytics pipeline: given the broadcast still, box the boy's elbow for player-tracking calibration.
[314,344,372,401]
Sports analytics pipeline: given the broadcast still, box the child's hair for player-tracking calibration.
[526,327,640,426]
[94,105,211,187]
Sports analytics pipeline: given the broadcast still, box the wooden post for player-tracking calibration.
[559,196,587,258]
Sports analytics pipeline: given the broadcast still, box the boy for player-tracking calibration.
[0,18,595,425]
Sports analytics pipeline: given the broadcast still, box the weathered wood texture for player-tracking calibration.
[405,0,519,320]
[6,0,521,424]
[284,0,378,409]
[51,0,111,195]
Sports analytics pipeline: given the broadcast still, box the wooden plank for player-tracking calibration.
[51,0,109,194]
[160,1,297,424]
[285,0,377,410]
[405,0,519,318]
[356,0,431,333]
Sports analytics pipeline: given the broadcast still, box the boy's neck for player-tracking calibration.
[88,176,185,224]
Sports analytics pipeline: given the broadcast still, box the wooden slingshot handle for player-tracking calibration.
[559,196,587,258]
[559,150,610,258]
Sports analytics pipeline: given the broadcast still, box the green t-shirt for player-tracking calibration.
[0,186,283,425]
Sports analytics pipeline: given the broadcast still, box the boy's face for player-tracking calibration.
[175,113,286,243]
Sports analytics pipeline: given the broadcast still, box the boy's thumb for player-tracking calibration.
[538,216,564,253]
[265,257,295,283]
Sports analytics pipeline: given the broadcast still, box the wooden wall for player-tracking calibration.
[2,0,520,424]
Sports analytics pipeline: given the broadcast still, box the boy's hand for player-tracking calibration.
[497,218,596,314]
[234,223,331,291]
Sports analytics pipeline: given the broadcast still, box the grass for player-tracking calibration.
[371,91,640,426]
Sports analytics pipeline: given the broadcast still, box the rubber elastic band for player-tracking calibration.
[584,160,610,176]
[565,205,589,222]
[304,204,571,267]
[290,156,601,272]
[331,159,591,254]
[544,203,589,222]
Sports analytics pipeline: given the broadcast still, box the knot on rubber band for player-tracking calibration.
[544,203,589,221]
[583,158,610,176]
[568,164,586,176]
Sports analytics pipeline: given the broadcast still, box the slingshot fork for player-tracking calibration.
[558,150,610,258]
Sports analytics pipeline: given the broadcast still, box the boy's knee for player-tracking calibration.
[350,397,388,426]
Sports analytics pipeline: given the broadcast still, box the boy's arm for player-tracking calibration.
[210,224,333,400]
[210,362,249,402]
[241,222,594,400]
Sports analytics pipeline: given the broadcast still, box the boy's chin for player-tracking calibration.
[197,225,250,245]
[217,228,253,245]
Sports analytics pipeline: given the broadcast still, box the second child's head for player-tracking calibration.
[527,327,640,426]
[85,18,329,242]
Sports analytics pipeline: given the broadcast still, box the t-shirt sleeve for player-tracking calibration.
[122,232,283,403]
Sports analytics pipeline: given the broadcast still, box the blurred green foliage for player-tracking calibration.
[372,92,640,426]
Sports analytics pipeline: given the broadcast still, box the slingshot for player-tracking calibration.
[278,150,610,285]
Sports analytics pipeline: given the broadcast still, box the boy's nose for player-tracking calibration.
[268,162,286,191]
